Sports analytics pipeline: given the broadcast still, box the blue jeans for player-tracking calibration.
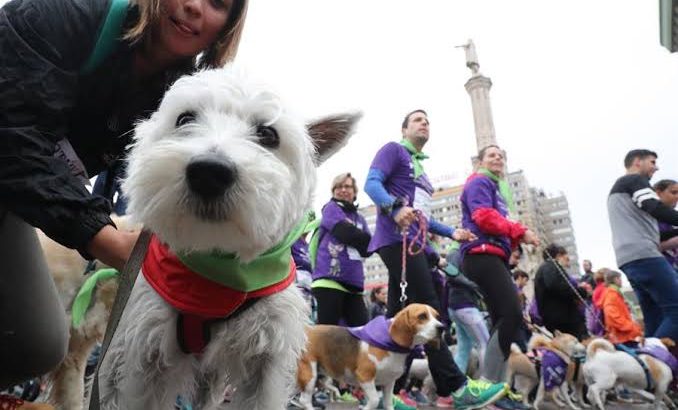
[449,307,489,374]
[621,257,678,339]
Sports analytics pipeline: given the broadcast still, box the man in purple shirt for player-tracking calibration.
[364,110,507,409]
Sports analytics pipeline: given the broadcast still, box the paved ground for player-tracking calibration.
[325,400,658,409]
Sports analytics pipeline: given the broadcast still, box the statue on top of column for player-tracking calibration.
[457,39,480,75]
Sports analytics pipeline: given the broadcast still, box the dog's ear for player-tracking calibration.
[390,307,414,348]
[554,330,562,337]
[307,112,362,165]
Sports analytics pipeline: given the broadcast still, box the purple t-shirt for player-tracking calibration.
[313,200,370,289]
[459,174,511,259]
[368,142,434,252]
[291,237,312,273]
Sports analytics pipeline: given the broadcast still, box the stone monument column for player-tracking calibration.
[457,39,498,153]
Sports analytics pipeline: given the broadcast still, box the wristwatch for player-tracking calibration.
[380,197,406,216]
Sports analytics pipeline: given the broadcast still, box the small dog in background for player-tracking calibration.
[40,216,137,410]
[95,66,361,410]
[506,331,585,410]
[296,304,443,410]
[583,337,677,409]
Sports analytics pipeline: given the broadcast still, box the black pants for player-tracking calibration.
[313,287,369,327]
[463,254,523,361]
[0,210,68,388]
[379,243,467,396]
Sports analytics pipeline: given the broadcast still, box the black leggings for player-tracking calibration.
[0,210,69,388]
[463,253,523,380]
[379,243,467,396]
[312,287,369,327]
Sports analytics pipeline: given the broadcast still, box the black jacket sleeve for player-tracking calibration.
[645,201,678,226]
[661,228,678,242]
[331,221,371,257]
[0,0,114,255]
[620,174,678,225]
[540,261,585,299]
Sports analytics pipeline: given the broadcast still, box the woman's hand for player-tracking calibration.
[87,225,141,272]
[522,229,540,246]
[452,228,477,242]
[394,206,417,230]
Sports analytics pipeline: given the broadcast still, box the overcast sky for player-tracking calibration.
[236,0,677,273]
[2,0,675,274]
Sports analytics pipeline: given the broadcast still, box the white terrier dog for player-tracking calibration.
[96,66,361,410]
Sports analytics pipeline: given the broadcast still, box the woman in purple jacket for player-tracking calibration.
[312,173,372,326]
[460,145,540,383]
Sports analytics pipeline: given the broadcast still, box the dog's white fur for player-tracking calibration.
[91,66,360,410]
[583,337,675,409]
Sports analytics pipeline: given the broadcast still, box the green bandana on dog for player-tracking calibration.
[72,268,119,327]
[177,216,309,291]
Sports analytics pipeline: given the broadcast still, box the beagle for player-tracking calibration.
[296,303,443,410]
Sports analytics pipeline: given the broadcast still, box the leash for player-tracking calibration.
[399,210,428,306]
[542,248,606,331]
[88,229,152,410]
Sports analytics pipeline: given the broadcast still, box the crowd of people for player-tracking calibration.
[1,0,677,409]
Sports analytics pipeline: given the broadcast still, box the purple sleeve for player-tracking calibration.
[360,214,371,235]
[369,142,402,178]
[320,201,346,231]
[464,176,496,213]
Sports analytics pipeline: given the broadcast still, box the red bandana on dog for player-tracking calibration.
[142,235,296,318]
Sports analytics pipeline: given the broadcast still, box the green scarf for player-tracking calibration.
[305,217,322,270]
[477,167,515,214]
[178,215,309,292]
[72,268,119,327]
[400,139,428,178]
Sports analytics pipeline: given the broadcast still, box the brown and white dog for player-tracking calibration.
[583,337,676,409]
[37,216,137,410]
[506,331,586,410]
[296,304,443,410]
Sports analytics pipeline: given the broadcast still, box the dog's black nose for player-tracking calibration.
[186,155,237,199]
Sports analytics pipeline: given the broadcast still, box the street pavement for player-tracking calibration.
[325,400,658,409]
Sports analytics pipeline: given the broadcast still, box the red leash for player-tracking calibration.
[399,210,429,305]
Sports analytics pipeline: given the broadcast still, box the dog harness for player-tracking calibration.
[615,343,655,391]
[142,221,306,354]
[347,316,413,353]
[638,344,678,377]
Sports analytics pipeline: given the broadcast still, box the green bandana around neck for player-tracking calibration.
[177,215,309,292]
[72,268,119,328]
[477,167,516,214]
[400,139,428,178]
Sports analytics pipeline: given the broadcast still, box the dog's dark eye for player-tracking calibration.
[256,125,279,148]
[417,313,428,321]
[176,111,197,127]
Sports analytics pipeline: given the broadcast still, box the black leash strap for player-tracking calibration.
[88,229,152,410]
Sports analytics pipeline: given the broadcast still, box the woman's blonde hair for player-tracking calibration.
[331,172,358,201]
[124,0,248,68]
